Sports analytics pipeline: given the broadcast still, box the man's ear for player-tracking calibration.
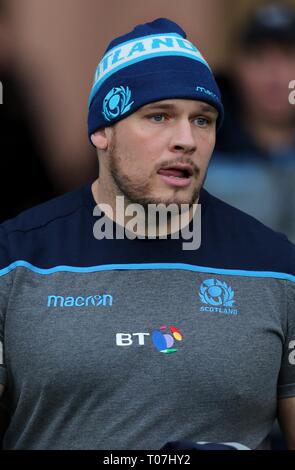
[91,128,109,150]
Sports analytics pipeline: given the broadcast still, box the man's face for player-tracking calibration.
[97,99,217,207]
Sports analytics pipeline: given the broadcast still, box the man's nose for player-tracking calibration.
[169,119,197,154]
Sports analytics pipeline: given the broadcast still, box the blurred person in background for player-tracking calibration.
[0,0,56,222]
[205,2,295,243]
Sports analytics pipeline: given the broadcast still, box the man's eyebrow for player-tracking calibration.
[198,103,218,115]
[141,102,218,115]
[142,103,178,111]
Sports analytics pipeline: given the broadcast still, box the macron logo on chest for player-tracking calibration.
[47,294,113,308]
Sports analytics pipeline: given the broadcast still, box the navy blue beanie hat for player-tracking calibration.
[88,18,224,141]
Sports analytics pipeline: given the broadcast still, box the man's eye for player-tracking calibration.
[194,117,209,126]
[149,114,166,122]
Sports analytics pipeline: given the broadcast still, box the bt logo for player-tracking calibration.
[152,325,183,353]
[116,325,183,354]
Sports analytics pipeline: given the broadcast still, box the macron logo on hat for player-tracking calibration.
[89,33,210,105]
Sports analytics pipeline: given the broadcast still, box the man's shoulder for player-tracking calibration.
[1,184,91,236]
[203,188,291,240]
[0,184,93,269]
[202,189,295,275]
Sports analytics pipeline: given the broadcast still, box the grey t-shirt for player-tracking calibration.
[0,185,294,449]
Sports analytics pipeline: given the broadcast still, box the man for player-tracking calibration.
[0,18,295,450]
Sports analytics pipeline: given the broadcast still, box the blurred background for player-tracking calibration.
[0,0,294,449]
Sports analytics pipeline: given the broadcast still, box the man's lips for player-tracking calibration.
[157,166,194,187]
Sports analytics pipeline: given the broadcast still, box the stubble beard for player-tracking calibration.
[108,134,205,212]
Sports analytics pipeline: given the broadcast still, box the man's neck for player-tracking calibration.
[91,179,199,238]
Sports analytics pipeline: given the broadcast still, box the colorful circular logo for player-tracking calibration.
[151,325,183,354]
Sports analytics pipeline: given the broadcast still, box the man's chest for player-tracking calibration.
[4,267,285,402]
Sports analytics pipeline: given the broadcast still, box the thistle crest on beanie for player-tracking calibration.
[88,18,224,140]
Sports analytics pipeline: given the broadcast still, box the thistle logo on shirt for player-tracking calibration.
[47,294,113,308]
[198,279,239,315]
[116,325,183,353]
